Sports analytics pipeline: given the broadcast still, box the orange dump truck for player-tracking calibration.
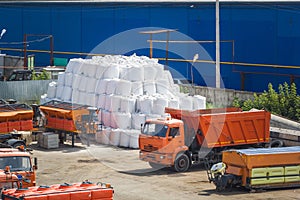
[39,100,98,147]
[209,146,300,191]
[0,148,37,189]
[139,107,271,172]
[1,181,114,200]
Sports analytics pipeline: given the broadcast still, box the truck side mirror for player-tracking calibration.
[33,157,38,170]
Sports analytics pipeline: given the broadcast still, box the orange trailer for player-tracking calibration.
[39,100,98,147]
[209,146,300,191]
[1,181,114,200]
[0,104,33,133]
[139,107,271,172]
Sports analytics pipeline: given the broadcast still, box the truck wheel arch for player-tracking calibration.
[6,139,26,148]
[173,151,191,172]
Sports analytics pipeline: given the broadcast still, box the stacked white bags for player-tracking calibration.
[43,54,206,149]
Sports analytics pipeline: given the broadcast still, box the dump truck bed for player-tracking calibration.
[166,107,270,148]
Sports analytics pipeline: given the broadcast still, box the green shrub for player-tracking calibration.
[233,82,300,121]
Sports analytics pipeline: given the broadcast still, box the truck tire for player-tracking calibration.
[173,153,190,172]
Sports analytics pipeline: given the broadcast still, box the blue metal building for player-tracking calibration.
[1,0,300,92]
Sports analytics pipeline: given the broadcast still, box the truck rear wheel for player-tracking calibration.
[173,153,190,172]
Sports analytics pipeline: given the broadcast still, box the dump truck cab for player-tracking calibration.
[139,116,191,172]
[0,148,36,188]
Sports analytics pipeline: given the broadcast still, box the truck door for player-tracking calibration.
[167,127,184,150]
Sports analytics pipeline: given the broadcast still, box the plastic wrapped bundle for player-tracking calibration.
[101,128,111,145]
[78,91,87,105]
[102,110,111,127]
[65,59,75,73]
[131,82,143,96]
[179,95,193,110]
[131,113,146,130]
[47,81,57,98]
[64,72,73,87]
[139,97,153,114]
[144,65,157,81]
[162,70,174,86]
[110,112,118,129]
[86,93,96,107]
[120,97,136,113]
[119,130,130,148]
[95,65,107,79]
[106,79,118,95]
[129,130,140,149]
[156,79,170,95]
[78,76,89,92]
[110,95,122,112]
[57,72,65,86]
[97,94,106,109]
[62,86,72,102]
[109,129,121,146]
[193,95,206,110]
[55,85,64,99]
[72,74,82,90]
[115,80,132,96]
[71,89,80,104]
[95,79,108,95]
[168,98,179,109]
[66,58,83,74]
[85,77,97,93]
[123,66,144,82]
[114,112,132,129]
[103,64,120,79]
[154,63,165,79]
[97,109,102,123]
[104,95,113,111]
[143,81,156,95]
[84,63,98,77]
[152,97,168,115]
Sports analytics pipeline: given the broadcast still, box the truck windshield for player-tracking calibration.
[142,123,168,137]
[0,156,32,172]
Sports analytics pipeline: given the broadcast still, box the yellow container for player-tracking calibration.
[251,168,268,185]
[268,167,284,184]
[285,165,300,183]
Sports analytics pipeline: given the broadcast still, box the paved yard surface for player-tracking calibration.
[31,141,300,200]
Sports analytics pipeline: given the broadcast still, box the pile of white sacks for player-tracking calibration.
[43,54,206,149]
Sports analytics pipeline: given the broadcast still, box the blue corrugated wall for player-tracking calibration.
[1,2,300,92]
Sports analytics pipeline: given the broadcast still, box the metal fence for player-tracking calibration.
[0,80,52,104]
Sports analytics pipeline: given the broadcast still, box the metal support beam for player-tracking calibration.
[216,0,221,88]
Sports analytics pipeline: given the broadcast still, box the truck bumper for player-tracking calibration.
[139,151,174,166]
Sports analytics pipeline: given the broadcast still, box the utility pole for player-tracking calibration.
[216,0,220,88]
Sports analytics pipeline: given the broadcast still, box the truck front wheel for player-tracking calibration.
[173,153,190,172]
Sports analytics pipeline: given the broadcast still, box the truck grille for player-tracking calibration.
[144,145,158,152]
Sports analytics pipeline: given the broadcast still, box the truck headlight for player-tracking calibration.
[160,156,165,159]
